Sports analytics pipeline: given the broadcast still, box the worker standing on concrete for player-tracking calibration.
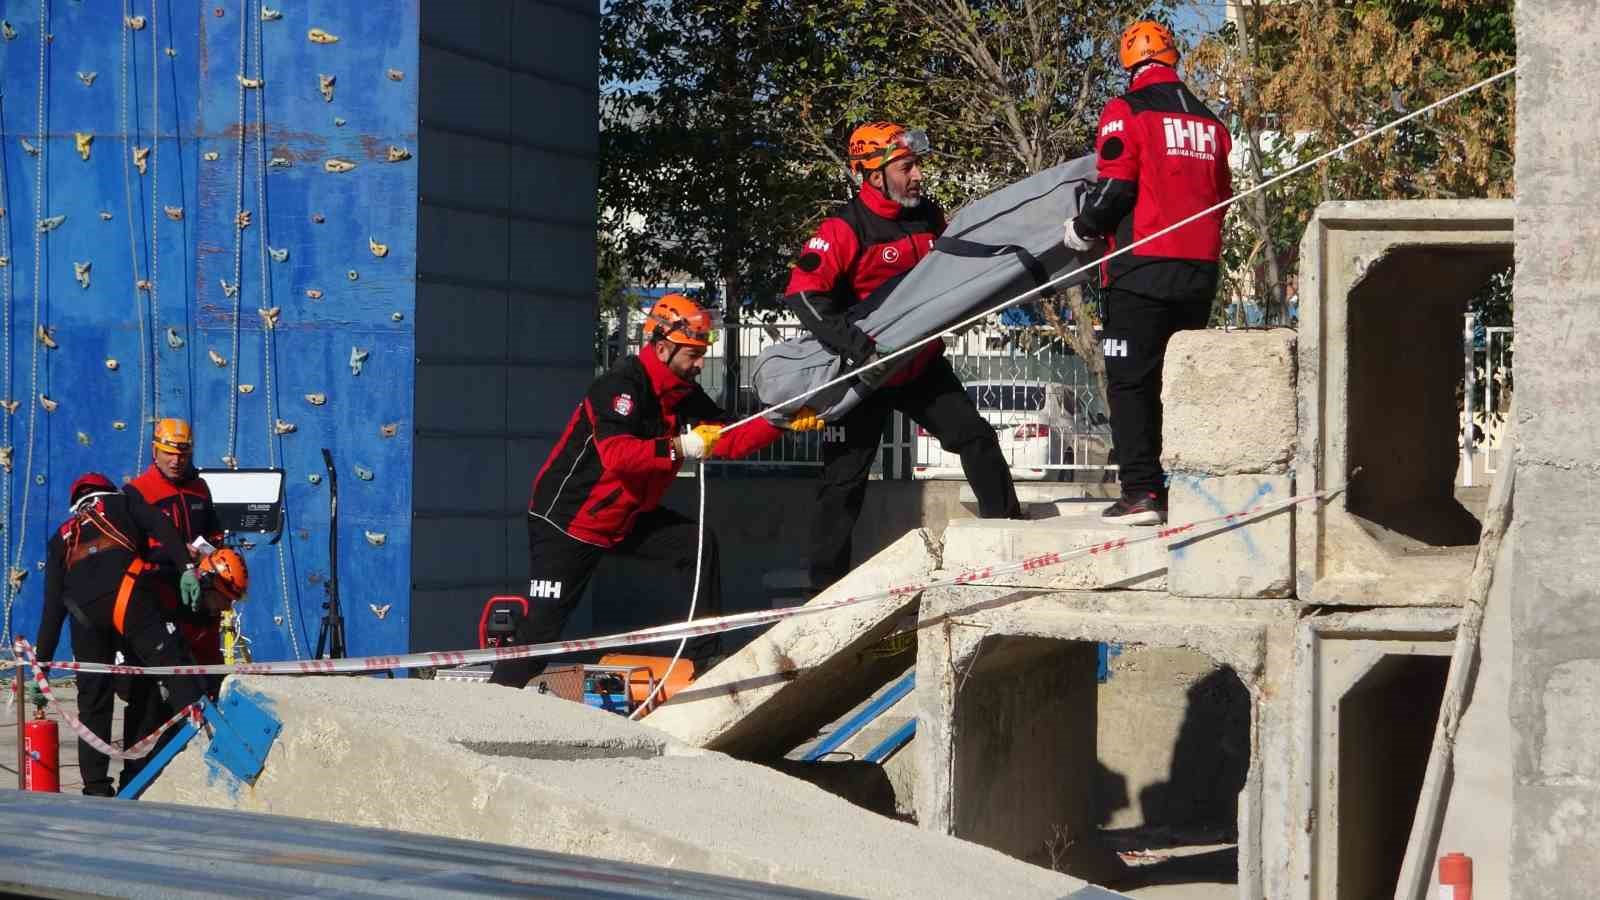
[785,122,1021,593]
[33,474,212,796]
[498,294,825,688]
[1064,21,1233,525]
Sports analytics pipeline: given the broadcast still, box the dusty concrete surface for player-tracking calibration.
[1510,5,1600,891]
[1293,200,1512,607]
[941,514,1167,591]
[1160,330,1295,477]
[1166,474,1294,599]
[143,675,1089,899]
[633,529,938,758]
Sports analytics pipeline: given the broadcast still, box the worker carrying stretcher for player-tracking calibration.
[496,293,825,687]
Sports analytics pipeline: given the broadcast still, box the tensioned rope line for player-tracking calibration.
[122,0,152,481]
[723,64,1518,434]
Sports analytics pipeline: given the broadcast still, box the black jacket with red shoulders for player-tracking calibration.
[124,465,222,557]
[783,181,945,385]
[528,349,784,548]
[1075,63,1234,297]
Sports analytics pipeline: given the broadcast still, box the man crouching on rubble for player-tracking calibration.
[492,294,825,687]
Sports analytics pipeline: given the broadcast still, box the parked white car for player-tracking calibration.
[912,380,1081,481]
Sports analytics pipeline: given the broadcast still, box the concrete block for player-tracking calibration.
[144,677,1089,899]
[941,516,1167,592]
[647,529,941,757]
[1167,474,1294,599]
[1162,329,1296,476]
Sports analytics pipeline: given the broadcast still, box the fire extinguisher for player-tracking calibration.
[23,704,60,793]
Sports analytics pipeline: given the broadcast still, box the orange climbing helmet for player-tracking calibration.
[643,294,720,349]
[1119,20,1179,71]
[199,548,249,603]
[152,417,193,454]
[846,122,930,178]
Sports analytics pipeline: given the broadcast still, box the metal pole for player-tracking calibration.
[15,662,25,788]
[721,278,740,415]
[1462,313,1476,488]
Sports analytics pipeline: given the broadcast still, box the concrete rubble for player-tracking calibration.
[143,675,1090,899]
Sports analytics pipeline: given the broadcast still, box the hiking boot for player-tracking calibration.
[1101,491,1166,526]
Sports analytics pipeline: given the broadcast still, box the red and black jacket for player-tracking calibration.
[1076,64,1233,298]
[528,349,783,548]
[783,181,946,385]
[125,465,225,663]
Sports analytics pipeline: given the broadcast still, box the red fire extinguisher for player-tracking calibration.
[23,706,60,793]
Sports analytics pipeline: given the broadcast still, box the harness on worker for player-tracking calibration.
[61,492,148,635]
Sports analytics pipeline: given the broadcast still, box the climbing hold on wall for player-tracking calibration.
[274,419,297,435]
[268,156,291,168]
[0,258,8,267]
[0,400,16,415]
[112,421,127,431]
[239,384,254,394]
[369,238,388,258]
[166,328,185,349]
[304,288,323,300]
[308,27,339,43]
[2,21,15,40]
[136,279,151,291]
[77,72,98,86]
[268,246,289,263]
[346,270,359,281]
[164,206,184,221]
[39,395,58,413]
[36,326,57,350]
[74,133,93,160]
[165,48,176,58]
[239,75,263,89]
[305,392,327,406]
[8,568,26,591]
[20,138,38,156]
[126,15,146,30]
[235,209,252,229]
[354,466,374,482]
[0,448,10,472]
[318,73,335,102]
[259,307,282,329]
[262,7,282,21]
[133,146,150,175]
[386,145,411,163]
[369,603,392,619]
[333,117,346,127]
[349,347,369,375]
[220,280,239,298]
[203,150,220,162]
[391,312,403,322]
[38,215,65,232]
[307,474,321,485]
[323,158,356,174]
[77,432,91,446]
[73,261,90,289]
[363,531,386,547]
[388,67,406,81]
[208,349,228,368]
[105,358,119,371]
[221,455,238,469]
[380,422,398,438]
[99,211,112,221]
[311,212,325,223]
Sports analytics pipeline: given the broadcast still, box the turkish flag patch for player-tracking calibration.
[612,393,634,416]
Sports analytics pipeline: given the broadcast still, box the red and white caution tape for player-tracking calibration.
[14,640,202,761]
[9,483,1331,681]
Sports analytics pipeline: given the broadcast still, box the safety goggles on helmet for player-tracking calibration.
[848,127,931,174]
[644,294,723,349]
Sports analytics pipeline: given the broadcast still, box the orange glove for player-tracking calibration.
[788,407,826,432]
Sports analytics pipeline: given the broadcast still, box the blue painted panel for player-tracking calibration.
[0,1,420,664]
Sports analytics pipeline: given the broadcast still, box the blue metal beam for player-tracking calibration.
[801,671,914,762]
[863,719,916,764]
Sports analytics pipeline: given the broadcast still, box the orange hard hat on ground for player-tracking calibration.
[152,418,193,454]
[1120,20,1179,70]
[199,548,249,604]
[643,293,720,349]
[846,122,931,177]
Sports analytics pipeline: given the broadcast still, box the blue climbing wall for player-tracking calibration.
[0,1,420,662]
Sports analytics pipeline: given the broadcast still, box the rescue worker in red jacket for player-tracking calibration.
[34,474,210,796]
[785,122,1021,593]
[494,294,825,688]
[1063,21,1233,525]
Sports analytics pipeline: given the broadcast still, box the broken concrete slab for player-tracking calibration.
[144,675,1091,899]
[647,529,938,758]
[1294,201,1512,606]
[1161,329,1297,477]
[941,517,1167,591]
[1167,474,1294,599]
[958,482,1118,517]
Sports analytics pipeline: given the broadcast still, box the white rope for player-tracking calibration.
[628,459,703,720]
[224,0,247,463]
[0,89,13,648]
[121,0,151,480]
[5,0,51,648]
[723,64,1520,433]
[148,0,161,419]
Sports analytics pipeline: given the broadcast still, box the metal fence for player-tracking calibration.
[1461,316,1514,487]
[601,312,1114,481]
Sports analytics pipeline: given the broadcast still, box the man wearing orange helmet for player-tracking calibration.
[34,474,210,795]
[495,293,824,687]
[1064,20,1233,525]
[784,121,1021,593]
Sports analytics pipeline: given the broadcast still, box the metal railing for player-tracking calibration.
[1461,315,1514,487]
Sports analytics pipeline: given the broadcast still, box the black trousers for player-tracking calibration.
[1102,286,1214,496]
[490,509,722,689]
[67,590,210,796]
[811,355,1021,592]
